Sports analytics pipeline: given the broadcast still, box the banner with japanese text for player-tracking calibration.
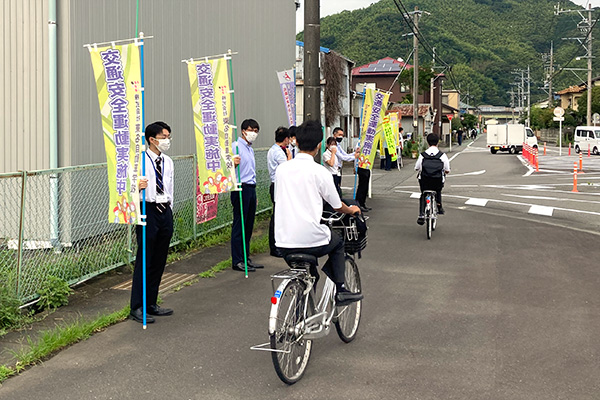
[357,89,390,170]
[89,43,143,224]
[382,116,398,162]
[195,167,219,224]
[187,58,237,194]
[276,69,296,127]
[389,112,400,147]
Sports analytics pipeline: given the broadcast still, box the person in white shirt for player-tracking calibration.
[275,120,363,305]
[287,126,298,158]
[130,121,174,323]
[322,137,341,195]
[267,126,292,257]
[415,133,451,225]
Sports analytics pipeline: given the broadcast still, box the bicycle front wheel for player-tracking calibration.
[335,256,362,343]
[270,280,312,384]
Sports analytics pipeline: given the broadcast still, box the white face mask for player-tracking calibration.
[245,130,258,143]
[155,138,171,153]
[290,139,296,146]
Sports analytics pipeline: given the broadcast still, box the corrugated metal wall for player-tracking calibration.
[0,0,50,173]
[64,0,296,166]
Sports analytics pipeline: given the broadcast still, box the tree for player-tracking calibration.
[576,86,600,124]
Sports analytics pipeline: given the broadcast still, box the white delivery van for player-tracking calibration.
[574,126,600,155]
[487,123,538,154]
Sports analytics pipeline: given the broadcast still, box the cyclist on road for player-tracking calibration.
[415,133,450,225]
[274,120,363,305]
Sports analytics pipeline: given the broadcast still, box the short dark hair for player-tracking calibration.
[399,127,404,132]
[241,119,259,131]
[275,126,289,143]
[145,122,165,142]
[326,137,337,146]
[297,120,323,151]
[288,126,297,138]
[154,121,171,133]
[332,127,343,135]
[426,133,440,146]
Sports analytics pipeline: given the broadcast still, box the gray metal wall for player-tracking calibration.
[62,0,296,167]
[1,0,296,174]
[0,0,50,173]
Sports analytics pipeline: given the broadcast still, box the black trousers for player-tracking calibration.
[269,182,277,254]
[356,167,370,207]
[279,230,345,285]
[231,184,257,265]
[332,175,342,197]
[384,148,392,170]
[419,176,444,215]
[131,203,173,311]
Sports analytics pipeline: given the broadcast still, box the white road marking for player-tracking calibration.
[517,155,535,176]
[465,198,489,206]
[446,170,486,177]
[528,205,554,216]
[502,193,600,205]
[410,192,421,199]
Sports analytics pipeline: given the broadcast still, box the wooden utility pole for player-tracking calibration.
[587,4,593,126]
[548,41,554,106]
[304,0,320,123]
[412,7,420,136]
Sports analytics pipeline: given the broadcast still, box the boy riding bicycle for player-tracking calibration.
[274,120,363,305]
[415,133,450,225]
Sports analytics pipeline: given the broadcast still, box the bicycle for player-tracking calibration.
[254,212,366,384]
[423,190,438,240]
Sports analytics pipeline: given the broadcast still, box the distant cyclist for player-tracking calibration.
[274,120,363,305]
[415,133,450,225]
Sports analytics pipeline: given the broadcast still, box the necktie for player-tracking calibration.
[155,157,166,213]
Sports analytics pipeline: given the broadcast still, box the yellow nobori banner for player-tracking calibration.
[187,58,237,194]
[357,88,390,170]
[89,43,143,225]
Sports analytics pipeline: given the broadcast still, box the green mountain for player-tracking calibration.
[299,0,595,106]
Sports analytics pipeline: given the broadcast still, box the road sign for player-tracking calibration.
[553,107,564,118]
[447,114,453,121]
[553,116,565,121]
[593,113,600,124]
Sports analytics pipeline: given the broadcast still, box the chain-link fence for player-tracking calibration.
[0,150,271,304]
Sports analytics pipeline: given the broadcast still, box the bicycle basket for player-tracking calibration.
[332,216,368,255]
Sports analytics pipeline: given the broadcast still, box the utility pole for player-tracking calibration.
[587,4,593,126]
[549,41,554,106]
[412,7,420,136]
[556,2,595,125]
[303,0,320,124]
[527,65,531,127]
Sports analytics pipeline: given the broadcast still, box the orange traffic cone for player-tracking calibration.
[572,162,579,193]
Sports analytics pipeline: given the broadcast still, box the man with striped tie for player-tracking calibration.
[130,121,174,323]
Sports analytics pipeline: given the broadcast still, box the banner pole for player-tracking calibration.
[226,51,249,278]
[140,32,148,329]
[353,87,366,200]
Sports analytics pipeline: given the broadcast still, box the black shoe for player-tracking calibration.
[270,249,284,258]
[248,259,264,269]
[232,262,256,272]
[335,288,364,305]
[148,305,173,316]
[364,206,372,211]
[359,206,369,213]
[417,216,425,225]
[438,206,445,215]
[129,308,155,324]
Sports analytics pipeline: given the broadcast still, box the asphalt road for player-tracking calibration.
[2,140,600,399]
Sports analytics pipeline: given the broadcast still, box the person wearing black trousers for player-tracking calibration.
[230,119,265,272]
[267,127,291,257]
[130,121,175,324]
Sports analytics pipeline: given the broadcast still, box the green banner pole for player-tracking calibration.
[226,51,249,278]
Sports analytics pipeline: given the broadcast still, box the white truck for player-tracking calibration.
[486,123,538,154]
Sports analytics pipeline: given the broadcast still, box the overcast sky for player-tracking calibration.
[296,0,600,33]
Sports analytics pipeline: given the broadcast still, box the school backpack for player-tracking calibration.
[420,151,444,178]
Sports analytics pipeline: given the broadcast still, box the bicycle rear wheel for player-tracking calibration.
[335,256,362,343]
[270,280,312,384]
[425,201,433,240]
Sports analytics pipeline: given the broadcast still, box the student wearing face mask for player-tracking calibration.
[231,119,264,272]
[287,126,298,158]
[130,121,174,323]
[332,127,359,196]
[323,137,342,195]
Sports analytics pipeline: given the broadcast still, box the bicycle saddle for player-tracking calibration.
[284,253,318,269]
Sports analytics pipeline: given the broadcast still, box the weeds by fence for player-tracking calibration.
[0,151,271,304]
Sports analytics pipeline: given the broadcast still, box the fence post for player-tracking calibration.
[127,224,133,263]
[193,154,198,240]
[16,171,28,299]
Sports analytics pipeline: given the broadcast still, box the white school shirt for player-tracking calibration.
[414,146,450,183]
[274,153,342,248]
[143,149,174,208]
[267,143,288,183]
[322,149,340,176]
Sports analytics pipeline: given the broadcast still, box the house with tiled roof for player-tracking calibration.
[557,77,600,111]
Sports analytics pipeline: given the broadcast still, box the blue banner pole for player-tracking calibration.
[139,33,148,329]
[353,87,366,200]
